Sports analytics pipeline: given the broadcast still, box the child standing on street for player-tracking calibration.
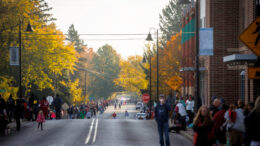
[37,110,45,130]
[50,111,56,120]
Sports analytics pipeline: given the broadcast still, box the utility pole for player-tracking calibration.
[19,19,22,99]
[194,0,202,111]
[156,29,159,101]
[84,71,87,104]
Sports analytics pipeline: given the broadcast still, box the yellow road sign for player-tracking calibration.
[240,17,260,57]
[248,67,260,79]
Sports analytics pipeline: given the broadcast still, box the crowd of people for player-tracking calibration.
[192,97,260,146]
[155,93,260,146]
[0,93,109,136]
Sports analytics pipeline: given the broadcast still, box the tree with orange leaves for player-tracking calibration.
[146,32,182,99]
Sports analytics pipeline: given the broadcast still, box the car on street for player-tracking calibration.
[135,113,147,120]
[136,102,143,110]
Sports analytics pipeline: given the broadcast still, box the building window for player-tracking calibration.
[240,71,245,102]
[256,0,260,17]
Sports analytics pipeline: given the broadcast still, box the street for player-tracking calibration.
[0,105,192,146]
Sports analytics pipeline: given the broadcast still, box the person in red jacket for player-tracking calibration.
[112,112,117,119]
[36,110,45,131]
[40,97,49,119]
[212,104,229,146]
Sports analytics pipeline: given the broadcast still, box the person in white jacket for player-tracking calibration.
[175,100,187,130]
[186,96,194,124]
[224,104,245,146]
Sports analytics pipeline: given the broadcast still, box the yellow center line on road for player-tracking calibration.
[85,118,95,144]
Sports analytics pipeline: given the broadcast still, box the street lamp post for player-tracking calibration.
[179,0,202,111]
[143,55,152,118]
[18,19,33,99]
[84,71,87,104]
[146,28,159,101]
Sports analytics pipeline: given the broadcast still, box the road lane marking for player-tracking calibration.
[85,118,95,144]
[92,119,99,144]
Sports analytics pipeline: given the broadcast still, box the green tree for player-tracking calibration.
[0,0,78,100]
[67,24,85,52]
[159,0,183,44]
[89,44,121,98]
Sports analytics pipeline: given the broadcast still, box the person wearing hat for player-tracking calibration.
[155,94,171,146]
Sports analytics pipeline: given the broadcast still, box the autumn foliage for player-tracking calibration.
[148,32,182,99]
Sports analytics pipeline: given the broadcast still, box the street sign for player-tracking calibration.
[248,67,260,79]
[142,93,150,103]
[240,17,260,57]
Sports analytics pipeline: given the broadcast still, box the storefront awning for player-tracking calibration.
[223,54,257,62]
[180,67,206,72]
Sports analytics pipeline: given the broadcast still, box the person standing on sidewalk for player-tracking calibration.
[244,96,260,146]
[29,94,39,121]
[14,98,25,131]
[212,104,229,146]
[0,95,7,136]
[210,98,221,117]
[67,105,74,119]
[224,103,245,146]
[193,105,214,146]
[186,96,194,124]
[6,95,15,122]
[155,94,171,146]
[53,94,62,119]
[175,100,187,130]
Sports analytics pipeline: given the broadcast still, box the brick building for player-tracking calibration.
[181,0,260,106]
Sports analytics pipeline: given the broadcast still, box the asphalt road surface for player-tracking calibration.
[0,104,192,146]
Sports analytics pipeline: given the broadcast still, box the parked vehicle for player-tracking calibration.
[135,113,147,120]
[136,102,143,110]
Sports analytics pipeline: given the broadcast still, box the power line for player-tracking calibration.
[0,38,147,41]
[0,32,196,36]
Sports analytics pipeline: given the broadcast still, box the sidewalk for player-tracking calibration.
[5,119,34,134]
[179,128,193,141]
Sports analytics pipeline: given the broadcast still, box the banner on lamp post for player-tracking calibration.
[9,47,19,66]
[199,28,214,56]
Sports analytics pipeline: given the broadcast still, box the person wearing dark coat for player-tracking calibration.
[0,95,8,136]
[155,94,171,146]
[53,95,62,119]
[29,94,39,121]
[244,97,260,146]
[14,98,25,131]
[6,95,15,122]
[193,105,213,146]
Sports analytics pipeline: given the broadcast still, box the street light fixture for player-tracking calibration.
[146,28,159,102]
[146,32,153,41]
[19,20,33,99]
[179,0,202,111]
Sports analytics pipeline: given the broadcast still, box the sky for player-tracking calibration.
[45,0,169,59]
